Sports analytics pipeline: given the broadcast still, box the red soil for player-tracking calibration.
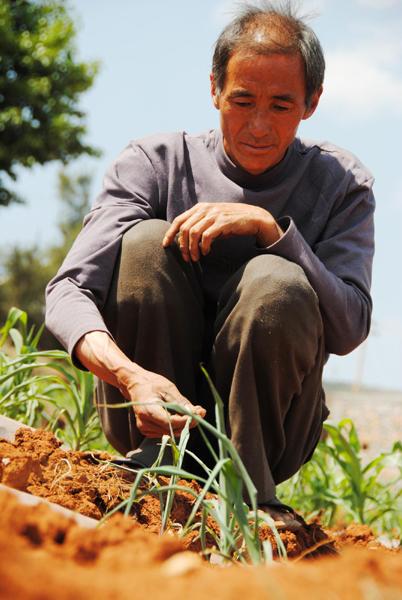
[1,428,402,599]
[1,488,402,600]
[0,428,336,558]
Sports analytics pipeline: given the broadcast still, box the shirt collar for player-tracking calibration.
[214,129,294,189]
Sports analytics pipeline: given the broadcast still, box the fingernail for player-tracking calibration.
[162,236,168,246]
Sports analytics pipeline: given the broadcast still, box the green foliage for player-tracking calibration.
[102,369,286,566]
[0,0,100,206]
[56,170,91,241]
[0,306,108,451]
[0,305,46,426]
[49,169,92,263]
[0,245,54,332]
[278,419,402,537]
[0,168,92,345]
[2,306,402,548]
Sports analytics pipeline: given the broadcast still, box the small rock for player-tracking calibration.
[161,551,203,577]
[2,458,10,466]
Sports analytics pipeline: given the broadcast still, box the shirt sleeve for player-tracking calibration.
[259,178,375,356]
[45,141,161,367]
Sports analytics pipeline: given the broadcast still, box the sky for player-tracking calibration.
[1,0,402,391]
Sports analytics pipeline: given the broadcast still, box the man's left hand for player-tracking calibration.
[162,202,283,261]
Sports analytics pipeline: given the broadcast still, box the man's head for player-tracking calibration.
[211,1,325,174]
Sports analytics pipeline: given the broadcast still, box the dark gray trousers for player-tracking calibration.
[96,220,328,503]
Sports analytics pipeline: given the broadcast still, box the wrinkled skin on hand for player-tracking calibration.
[75,331,206,439]
[162,202,282,262]
[120,368,206,438]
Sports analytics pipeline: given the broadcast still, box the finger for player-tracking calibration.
[168,404,206,429]
[162,221,181,247]
[136,404,205,437]
[194,405,207,418]
[173,400,206,419]
[135,422,170,436]
[136,408,190,431]
[162,205,207,247]
[176,212,213,262]
[138,401,193,429]
[187,217,217,261]
[177,214,207,262]
[136,420,184,437]
[137,414,195,436]
[148,406,204,431]
[199,222,233,256]
[165,392,206,419]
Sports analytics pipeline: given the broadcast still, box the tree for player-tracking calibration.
[48,169,92,265]
[0,169,92,347]
[0,245,54,327]
[0,0,100,206]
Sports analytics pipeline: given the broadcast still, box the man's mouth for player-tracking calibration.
[242,142,272,151]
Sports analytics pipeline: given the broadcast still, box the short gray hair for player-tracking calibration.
[212,1,325,108]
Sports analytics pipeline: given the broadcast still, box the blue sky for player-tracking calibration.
[1,0,401,390]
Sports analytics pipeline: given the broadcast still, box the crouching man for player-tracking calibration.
[46,3,375,531]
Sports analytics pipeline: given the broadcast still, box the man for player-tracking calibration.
[46,3,375,531]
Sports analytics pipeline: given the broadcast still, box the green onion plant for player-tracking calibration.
[0,306,107,450]
[278,418,402,538]
[101,367,287,566]
[3,307,402,550]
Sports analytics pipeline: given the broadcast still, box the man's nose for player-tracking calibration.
[247,107,272,138]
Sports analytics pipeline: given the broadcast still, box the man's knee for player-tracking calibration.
[103,220,171,328]
[109,217,203,319]
[121,219,170,265]
[243,253,315,300]
[219,255,321,332]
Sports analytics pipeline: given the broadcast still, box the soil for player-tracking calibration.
[1,428,402,599]
[0,427,336,558]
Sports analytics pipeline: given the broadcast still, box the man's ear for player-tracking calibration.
[210,74,220,110]
[302,86,323,120]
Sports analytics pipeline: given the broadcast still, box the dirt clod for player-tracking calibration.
[1,428,402,599]
[0,428,338,558]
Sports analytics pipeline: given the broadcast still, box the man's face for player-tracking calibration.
[211,52,322,175]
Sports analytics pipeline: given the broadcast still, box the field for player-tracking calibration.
[1,424,402,600]
[1,308,402,599]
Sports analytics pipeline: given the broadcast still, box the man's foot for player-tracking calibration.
[257,503,302,531]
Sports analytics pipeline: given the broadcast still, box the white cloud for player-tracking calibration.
[320,38,402,119]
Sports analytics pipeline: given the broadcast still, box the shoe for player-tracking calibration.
[250,496,302,532]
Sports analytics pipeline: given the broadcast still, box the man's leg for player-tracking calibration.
[212,254,327,508]
[96,219,205,457]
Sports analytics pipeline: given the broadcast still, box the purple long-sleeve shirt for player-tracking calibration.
[46,129,375,364]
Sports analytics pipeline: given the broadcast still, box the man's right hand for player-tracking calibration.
[118,365,206,437]
[75,331,206,437]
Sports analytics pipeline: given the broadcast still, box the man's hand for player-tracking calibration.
[118,365,206,438]
[75,331,206,438]
[162,202,283,262]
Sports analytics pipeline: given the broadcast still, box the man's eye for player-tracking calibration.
[234,101,252,107]
[274,105,290,112]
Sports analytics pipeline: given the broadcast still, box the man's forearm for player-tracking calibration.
[75,331,206,437]
[75,330,143,399]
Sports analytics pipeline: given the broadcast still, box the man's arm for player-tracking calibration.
[45,141,161,365]
[75,331,206,437]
